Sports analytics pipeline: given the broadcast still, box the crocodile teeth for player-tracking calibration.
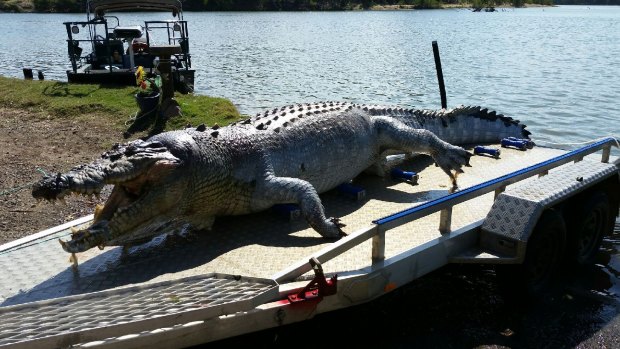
[69,252,78,267]
[94,204,105,221]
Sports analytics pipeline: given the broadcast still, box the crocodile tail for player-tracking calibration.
[405,105,531,146]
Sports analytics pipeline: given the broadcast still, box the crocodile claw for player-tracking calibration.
[59,221,111,253]
[432,142,471,188]
[465,151,473,166]
[330,217,348,238]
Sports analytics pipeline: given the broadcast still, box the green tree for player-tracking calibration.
[361,0,374,8]
[55,0,81,12]
[33,0,52,11]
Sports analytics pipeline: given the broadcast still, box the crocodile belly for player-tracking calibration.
[267,113,378,193]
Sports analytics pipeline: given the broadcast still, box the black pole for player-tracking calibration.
[22,68,33,80]
[432,41,447,109]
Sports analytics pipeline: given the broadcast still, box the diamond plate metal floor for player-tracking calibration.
[0,273,277,348]
[0,144,570,307]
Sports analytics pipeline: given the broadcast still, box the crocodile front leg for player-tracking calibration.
[253,174,346,239]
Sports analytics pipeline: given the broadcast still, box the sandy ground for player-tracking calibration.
[0,107,119,245]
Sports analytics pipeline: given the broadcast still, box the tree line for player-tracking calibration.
[184,0,445,10]
[4,0,618,13]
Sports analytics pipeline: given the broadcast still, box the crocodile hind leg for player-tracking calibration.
[373,116,472,185]
[253,175,346,239]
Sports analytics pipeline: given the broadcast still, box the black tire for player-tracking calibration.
[566,191,613,265]
[497,209,567,299]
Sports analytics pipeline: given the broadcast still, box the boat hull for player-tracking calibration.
[66,68,195,93]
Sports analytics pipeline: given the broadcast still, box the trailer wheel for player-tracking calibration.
[497,209,567,298]
[566,191,612,265]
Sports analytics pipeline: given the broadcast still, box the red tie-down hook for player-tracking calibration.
[287,257,337,303]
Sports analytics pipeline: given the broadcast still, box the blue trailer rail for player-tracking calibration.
[275,137,618,282]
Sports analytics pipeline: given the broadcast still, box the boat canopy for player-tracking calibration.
[88,0,183,17]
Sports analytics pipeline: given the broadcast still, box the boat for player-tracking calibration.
[63,0,195,93]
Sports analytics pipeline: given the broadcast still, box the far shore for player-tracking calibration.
[0,1,556,14]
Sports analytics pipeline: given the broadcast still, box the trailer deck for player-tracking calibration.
[0,138,617,348]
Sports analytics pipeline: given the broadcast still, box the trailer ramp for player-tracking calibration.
[0,273,277,349]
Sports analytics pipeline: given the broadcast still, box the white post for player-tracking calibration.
[371,226,385,263]
[439,207,452,234]
[128,41,136,71]
[602,145,610,163]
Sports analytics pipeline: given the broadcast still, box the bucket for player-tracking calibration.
[135,92,160,114]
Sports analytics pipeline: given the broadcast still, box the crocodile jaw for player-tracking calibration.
[32,140,184,253]
[58,158,184,252]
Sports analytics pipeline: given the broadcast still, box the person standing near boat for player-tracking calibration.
[112,50,123,64]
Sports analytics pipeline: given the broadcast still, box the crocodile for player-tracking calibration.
[32,102,530,253]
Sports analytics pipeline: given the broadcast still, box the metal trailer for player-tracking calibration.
[0,137,618,349]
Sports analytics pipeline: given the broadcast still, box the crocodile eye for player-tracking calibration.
[125,145,138,155]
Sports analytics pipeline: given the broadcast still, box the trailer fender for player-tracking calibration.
[480,160,618,263]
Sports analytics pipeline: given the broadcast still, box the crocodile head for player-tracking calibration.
[32,139,184,253]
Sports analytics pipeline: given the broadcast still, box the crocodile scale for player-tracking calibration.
[32,102,529,253]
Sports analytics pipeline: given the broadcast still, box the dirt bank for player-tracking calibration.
[0,107,120,244]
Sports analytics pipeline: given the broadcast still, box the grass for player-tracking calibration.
[0,76,243,132]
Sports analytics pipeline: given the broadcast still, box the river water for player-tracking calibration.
[0,6,618,150]
[1,6,619,348]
